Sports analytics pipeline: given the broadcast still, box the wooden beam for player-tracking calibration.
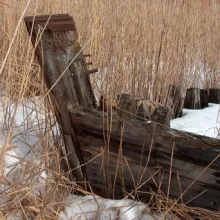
[24,14,96,181]
[69,106,220,210]
[209,89,220,104]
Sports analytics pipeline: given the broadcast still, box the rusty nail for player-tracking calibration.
[86,62,92,65]
[87,69,98,75]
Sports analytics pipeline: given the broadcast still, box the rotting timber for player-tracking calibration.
[24,14,220,211]
[24,14,97,182]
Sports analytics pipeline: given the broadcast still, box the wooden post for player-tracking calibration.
[184,88,201,109]
[200,89,209,108]
[165,85,182,118]
[117,94,136,118]
[150,105,171,126]
[184,88,209,109]
[24,14,96,181]
[209,88,220,104]
[69,106,220,211]
[136,101,154,120]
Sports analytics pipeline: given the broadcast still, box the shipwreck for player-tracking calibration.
[24,14,220,211]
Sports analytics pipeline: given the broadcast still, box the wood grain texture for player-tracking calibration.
[25,15,96,181]
[166,85,182,118]
[69,106,220,210]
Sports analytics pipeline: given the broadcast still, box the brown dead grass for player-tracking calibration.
[0,0,220,219]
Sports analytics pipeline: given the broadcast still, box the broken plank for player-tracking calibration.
[24,14,96,181]
[69,106,220,210]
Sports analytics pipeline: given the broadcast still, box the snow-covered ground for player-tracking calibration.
[0,99,49,216]
[0,99,46,175]
[1,99,219,219]
[171,103,220,139]
[59,194,175,220]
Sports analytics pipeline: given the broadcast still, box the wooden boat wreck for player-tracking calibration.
[24,14,220,211]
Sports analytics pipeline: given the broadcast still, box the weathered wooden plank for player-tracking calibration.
[184,88,201,109]
[79,144,220,210]
[85,160,220,210]
[24,15,96,108]
[165,85,182,118]
[184,88,209,110]
[78,136,220,190]
[209,88,220,104]
[77,136,219,188]
[200,89,209,109]
[117,94,136,118]
[69,106,220,210]
[150,105,171,126]
[69,107,220,165]
[24,14,96,181]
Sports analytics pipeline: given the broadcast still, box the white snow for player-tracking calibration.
[0,98,50,212]
[171,103,220,139]
[59,194,173,220]
[0,99,45,172]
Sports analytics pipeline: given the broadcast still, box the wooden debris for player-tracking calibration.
[69,106,220,211]
[136,100,157,120]
[209,89,220,104]
[136,100,171,126]
[200,89,209,108]
[24,14,97,181]
[184,88,201,109]
[150,105,171,126]
[117,94,136,118]
[166,85,182,118]
[184,88,209,109]
[25,14,220,212]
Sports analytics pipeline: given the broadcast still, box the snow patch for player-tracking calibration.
[59,195,173,220]
[171,103,220,138]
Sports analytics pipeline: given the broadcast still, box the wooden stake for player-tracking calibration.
[24,14,96,181]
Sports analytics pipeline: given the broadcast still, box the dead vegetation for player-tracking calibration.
[0,0,220,219]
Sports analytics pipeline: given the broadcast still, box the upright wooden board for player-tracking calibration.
[184,88,201,109]
[24,14,96,181]
[209,89,220,104]
[166,85,182,118]
[200,89,209,108]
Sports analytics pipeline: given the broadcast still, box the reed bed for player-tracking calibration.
[0,0,220,219]
[1,0,220,101]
